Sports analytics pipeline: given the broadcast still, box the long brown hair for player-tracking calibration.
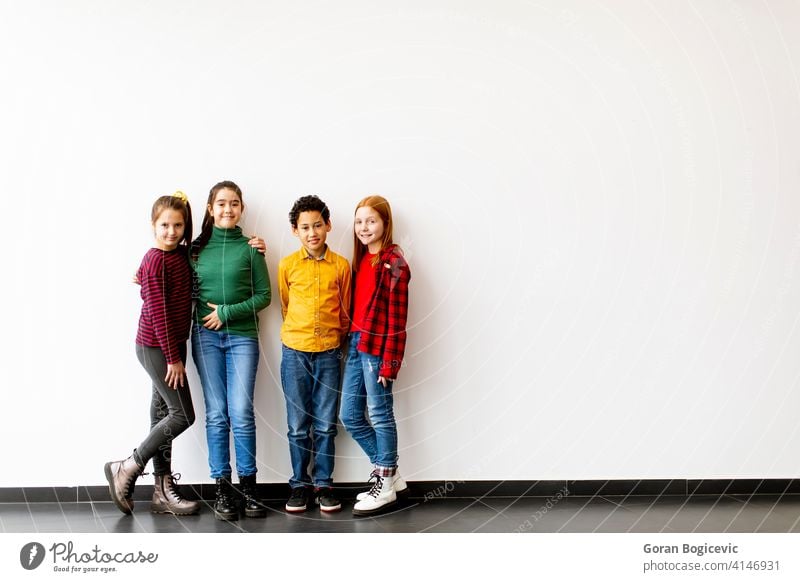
[352,195,395,269]
[191,180,243,259]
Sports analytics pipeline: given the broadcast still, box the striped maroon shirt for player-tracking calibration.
[135,247,192,364]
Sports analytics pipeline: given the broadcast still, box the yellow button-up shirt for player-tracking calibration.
[278,245,352,352]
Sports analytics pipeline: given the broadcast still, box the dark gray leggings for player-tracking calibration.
[134,344,196,475]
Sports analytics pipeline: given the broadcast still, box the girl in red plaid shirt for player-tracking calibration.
[340,195,412,516]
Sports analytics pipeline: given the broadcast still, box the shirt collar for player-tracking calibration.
[300,245,330,262]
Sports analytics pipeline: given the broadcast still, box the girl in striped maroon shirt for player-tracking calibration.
[104,192,200,516]
[340,195,412,516]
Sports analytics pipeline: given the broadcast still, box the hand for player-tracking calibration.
[378,376,389,388]
[249,235,267,255]
[202,302,223,330]
[132,273,141,285]
[165,361,186,390]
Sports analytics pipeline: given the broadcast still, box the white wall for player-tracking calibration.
[2,0,800,487]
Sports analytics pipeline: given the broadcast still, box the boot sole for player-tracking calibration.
[356,486,410,503]
[213,511,239,521]
[103,463,132,515]
[244,507,267,518]
[352,499,399,517]
[150,504,200,516]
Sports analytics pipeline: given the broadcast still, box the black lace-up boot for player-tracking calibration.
[213,476,239,521]
[239,475,267,518]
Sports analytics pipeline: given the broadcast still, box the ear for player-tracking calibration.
[325,220,332,232]
[291,225,299,237]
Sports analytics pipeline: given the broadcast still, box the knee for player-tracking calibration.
[341,410,367,434]
[313,419,338,438]
[205,407,228,428]
[286,415,311,439]
[365,405,395,430]
[229,404,255,431]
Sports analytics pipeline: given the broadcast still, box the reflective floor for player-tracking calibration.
[3,494,800,533]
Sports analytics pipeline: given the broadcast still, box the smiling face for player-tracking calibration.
[293,210,331,257]
[354,205,385,254]
[153,208,186,251]
[208,187,242,229]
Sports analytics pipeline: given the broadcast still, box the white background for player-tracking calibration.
[2,0,800,487]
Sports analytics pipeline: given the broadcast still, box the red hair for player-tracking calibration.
[352,195,395,268]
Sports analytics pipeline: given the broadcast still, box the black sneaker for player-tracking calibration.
[315,487,342,512]
[285,486,309,513]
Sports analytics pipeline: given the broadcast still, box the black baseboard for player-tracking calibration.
[3,479,800,504]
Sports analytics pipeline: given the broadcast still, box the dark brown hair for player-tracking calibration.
[191,180,243,258]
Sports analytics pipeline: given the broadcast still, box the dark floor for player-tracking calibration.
[3,494,800,533]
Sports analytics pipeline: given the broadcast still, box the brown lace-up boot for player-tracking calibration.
[151,473,200,515]
[104,454,144,515]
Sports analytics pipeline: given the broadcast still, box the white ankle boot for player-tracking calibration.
[353,472,397,516]
[356,469,407,501]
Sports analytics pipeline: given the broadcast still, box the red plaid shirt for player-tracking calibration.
[356,244,411,380]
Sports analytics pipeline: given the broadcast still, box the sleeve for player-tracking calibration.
[278,257,290,320]
[217,248,272,323]
[379,256,411,380]
[339,258,352,334]
[141,252,182,365]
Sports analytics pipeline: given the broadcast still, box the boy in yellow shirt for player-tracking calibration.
[279,195,351,512]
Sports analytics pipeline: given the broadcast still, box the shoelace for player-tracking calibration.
[167,473,184,500]
[216,480,233,503]
[217,489,231,503]
[242,482,257,500]
[366,474,385,499]
[122,464,147,499]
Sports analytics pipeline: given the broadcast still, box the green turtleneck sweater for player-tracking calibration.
[192,226,271,338]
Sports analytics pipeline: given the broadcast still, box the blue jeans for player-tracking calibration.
[339,332,398,469]
[191,324,260,479]
[280,344,341,488]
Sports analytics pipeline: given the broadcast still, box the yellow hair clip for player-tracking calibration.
[172,190,188,203]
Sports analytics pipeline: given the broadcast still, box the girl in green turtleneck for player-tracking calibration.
[190,180,271,521]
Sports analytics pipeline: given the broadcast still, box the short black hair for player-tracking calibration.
[289,195,330,227]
